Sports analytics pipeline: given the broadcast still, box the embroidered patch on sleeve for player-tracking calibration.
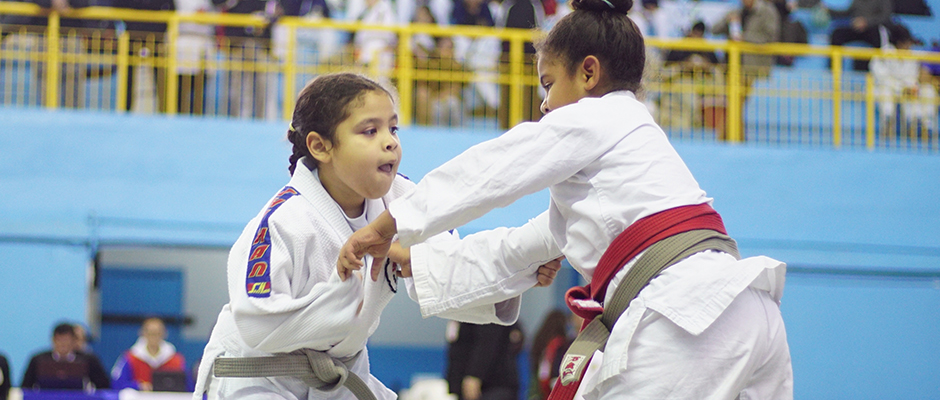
[246,186,299,298]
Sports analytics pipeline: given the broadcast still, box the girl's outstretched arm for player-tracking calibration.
[338,210,398,281]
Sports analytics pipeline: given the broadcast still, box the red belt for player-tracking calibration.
[548,202,729,400]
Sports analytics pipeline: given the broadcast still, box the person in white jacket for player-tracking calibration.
[194,72,561,400]
[338,0,794,399]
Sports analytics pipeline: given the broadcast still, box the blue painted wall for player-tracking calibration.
[1,107,939,398]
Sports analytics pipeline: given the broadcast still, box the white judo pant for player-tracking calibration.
[587,287,793,400]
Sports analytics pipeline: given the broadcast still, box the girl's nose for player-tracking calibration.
[385,131,399,151]
[540,99,550,114]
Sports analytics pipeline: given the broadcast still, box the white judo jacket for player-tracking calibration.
[194,161,546,400]
[390,91,788,396]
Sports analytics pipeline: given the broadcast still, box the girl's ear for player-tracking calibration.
[580,55,602,93]
[306,131,333,164]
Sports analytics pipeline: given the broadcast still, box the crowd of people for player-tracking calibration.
[0,318,193,397]
[0,0,936,133]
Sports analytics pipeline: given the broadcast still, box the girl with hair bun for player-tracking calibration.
[340,0,794,398]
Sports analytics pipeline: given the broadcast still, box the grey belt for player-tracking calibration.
[559,229,741,386]
[213,348,377,400]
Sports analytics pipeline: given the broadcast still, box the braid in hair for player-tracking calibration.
[287,125,307,175]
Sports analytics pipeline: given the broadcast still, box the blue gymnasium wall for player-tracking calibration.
[1,107,939,399]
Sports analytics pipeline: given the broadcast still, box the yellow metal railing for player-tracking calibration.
[2,2,940,151]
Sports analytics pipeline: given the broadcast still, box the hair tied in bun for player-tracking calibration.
[601,0,615,8]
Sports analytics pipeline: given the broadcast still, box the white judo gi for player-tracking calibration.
[193,159,544,400]
[392,91,794,399]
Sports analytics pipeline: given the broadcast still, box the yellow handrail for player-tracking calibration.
[1,1,938,152]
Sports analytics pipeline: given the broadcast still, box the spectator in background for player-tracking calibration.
[527,310,575,400]
[1,351,10,400]
[212,0,281,120]
[496,0,544,128]
[21,322,111,391]
[347,0,397,80]
[0,0,94,108]
[273,0,339,64]
[72,323,91,354]
[412,4,438,59]
[415,36,466,125]
[772,0,807,66]
[451,0,501,117]
[713,0,779,140]
[871,24,936,138]
[824,0,893,71]
[660,21,726,136]
[111,0,176,113]
[445,320,524,400]
[174,0,215,115]
[111,317,193,392]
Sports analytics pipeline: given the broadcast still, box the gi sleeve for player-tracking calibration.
[405,211,561,324]
[388,100,638,247]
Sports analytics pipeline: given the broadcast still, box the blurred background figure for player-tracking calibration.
[0,351,10,400]
[21,322,111,391]
[527,309,576,400]
[72,323,92,354]
[212,0,281,120]
[871,24,937,139]
[347,0,397,81]
[824,0,893,71]
[445,320,524,400]
[496,0,544,129]
[660,21,727,138]
[451,0,501,119]
[415,35,466,126]
[111,317,193,392]
[173,0,215,115]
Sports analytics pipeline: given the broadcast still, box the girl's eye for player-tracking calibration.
[363,128,378,135]
[390,126,399,135]
[543,82,552,90]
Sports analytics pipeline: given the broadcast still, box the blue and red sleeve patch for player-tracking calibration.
[245,186,299,298]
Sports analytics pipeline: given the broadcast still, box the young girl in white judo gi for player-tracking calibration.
[338,0,794,398]
[193,72,562,400]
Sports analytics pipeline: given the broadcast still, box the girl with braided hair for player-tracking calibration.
[339,0,794,398]
[193,72,561,400]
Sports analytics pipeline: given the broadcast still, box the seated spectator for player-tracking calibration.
[824,0,893,71]
[21,322,111,391]
[665,22,720,67]
[415,36,466,126]
[872,25,937,138]
[111,317,193,392]
[661,22,726,136]
[1,351,10,400]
